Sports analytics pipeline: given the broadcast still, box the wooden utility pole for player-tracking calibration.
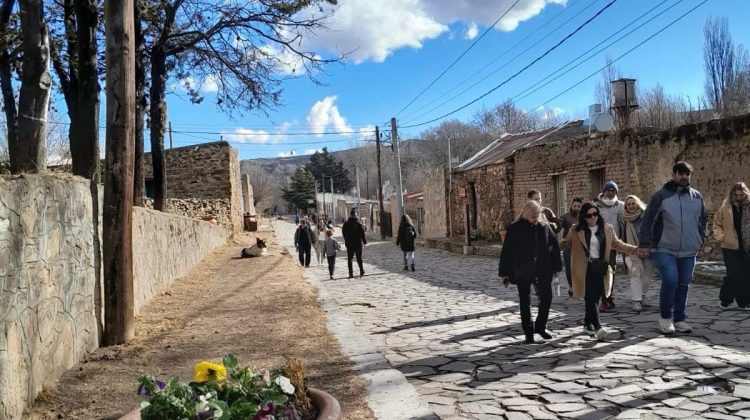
[168,120,173,149]
[376,126,385,239]
[103,0,135,345]
[391,118,404,224]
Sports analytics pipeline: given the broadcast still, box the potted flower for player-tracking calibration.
[121,354,341,420]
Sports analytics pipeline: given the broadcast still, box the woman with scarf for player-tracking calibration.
[620,195,655,312]
[561,202,637,341]
[499,200,562,344]
[714,182,750,309]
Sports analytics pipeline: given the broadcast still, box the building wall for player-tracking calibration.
[513,113,750,254]
[144,142,242,233]
[422,167,449,239]
[0,174,228,420]
[450,162,514,240]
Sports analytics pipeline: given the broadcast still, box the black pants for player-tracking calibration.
[327,255,336,276]
[347,246,364,277]
[298,244,311,267]
[585,263,606,329]
[517,276,552,333]
[600,250,617,304]
[720,248,750,307]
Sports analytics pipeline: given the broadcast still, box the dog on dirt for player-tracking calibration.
[241,238,268,258]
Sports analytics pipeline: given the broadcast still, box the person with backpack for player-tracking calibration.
[397,214,418,271]
[499,200,562,344]
[342,209,367,278]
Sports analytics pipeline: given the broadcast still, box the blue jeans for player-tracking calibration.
[562,249,572,287]
[650,252,696,322]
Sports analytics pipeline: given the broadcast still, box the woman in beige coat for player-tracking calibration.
[713,182,750,309]
[562,202,637,340]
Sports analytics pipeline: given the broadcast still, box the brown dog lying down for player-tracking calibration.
[241,238,268,257]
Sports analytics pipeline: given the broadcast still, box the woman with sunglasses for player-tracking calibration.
[561,202,637,340]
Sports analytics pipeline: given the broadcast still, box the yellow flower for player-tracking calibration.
[193,361,227,383]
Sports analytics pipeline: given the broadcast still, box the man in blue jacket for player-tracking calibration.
[638,162,707,335]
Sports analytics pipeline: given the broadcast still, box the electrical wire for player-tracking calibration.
[394,0,522,117]
[535,0,709,109]
[399,0,593,122]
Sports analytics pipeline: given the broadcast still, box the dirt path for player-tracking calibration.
[27,219,375,420]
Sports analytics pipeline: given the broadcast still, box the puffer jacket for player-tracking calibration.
[713,199,739,250]
[638,181,708,258]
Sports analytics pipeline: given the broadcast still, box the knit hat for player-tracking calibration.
[603,180,619,192]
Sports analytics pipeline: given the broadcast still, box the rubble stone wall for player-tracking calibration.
[422,167,449,239]
[450,162,514,240]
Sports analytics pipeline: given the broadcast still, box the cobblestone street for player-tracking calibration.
[275,221,750,419]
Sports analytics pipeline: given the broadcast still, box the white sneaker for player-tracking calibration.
[632,301,643,312]
[595,327,608,341]
[641,296,652,308]
[659,318,675,335]
[674,321,692,333]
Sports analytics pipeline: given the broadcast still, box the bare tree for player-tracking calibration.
[143,0,340,211]
[244,164,277,212]
[634,83,687,130]
[0,0,19,158]
[703,16,735,116]
[593,55,621,111]
[473,101,537,137]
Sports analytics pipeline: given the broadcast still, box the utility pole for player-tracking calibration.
[321,172,325,219]
[391,117,404,223]
[103,0,135,345]
[376,126,385,239]
[330,177,336,224]
[366,169,370,199]
[447,136,452,237]
[168,120,173,149]
[356,166,361,209]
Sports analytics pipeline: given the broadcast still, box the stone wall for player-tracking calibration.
[450,162,515,240]
[0,175,99,420]
[145,198,232,234]
[513,113,750,254]
[0,174,228,419]
[144,141,242,233]
[422,167,449,239]
[132,208,226,314]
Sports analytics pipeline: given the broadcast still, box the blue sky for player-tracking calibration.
[89,0,750,160]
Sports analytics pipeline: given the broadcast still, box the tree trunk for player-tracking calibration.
[14,0,50,173]
[102,0,135,345]
[71,0,100,181]
[0,0,17,157]
[149,48,167,211]
[133,0,145,206]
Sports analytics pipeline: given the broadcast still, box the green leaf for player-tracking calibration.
[222,354,238,369]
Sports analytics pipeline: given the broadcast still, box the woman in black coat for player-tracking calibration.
[396,214,418,271]
[499,200,563,344]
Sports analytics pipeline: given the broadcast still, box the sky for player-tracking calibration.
[86,0,750,160]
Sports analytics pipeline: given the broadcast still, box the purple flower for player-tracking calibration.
[138,379,166,396]
[253,401,275,420]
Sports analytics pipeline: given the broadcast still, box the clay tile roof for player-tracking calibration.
[455,120,586,172]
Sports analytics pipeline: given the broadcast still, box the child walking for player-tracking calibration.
[397,214,418,271]
[324,229,341,279]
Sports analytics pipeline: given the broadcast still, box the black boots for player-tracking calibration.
[523,323,535,344]
[403,266,409,271]
[524,332,535,344]
[535,328,553,340]
[411,264,415,271]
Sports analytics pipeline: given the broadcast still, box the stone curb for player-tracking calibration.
[274,222,437,420]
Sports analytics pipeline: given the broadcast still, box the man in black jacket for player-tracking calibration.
[342,209,368,278]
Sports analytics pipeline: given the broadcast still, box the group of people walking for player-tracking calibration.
[293,210,420,279]
[500,161,720,343]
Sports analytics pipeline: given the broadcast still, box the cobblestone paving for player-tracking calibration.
[275,221,750,420]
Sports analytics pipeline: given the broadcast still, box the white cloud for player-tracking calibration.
[306,96,353,136]
[173,74,221,94]
[222,126,288,144]
[297,0,566,63]
[259,45,311,76]
[465,22,479,40]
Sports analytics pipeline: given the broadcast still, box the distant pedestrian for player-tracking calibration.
[638,161,708,335]
[562,202,637,341]
[713,182,750,309]
[595,180,625,312]
[620,195,655,312]
[342,209,367,278]
[294,220,316,267]
[324,229,341,280]
[560,197,584,296]
[499,200,562,344]
[314,220,327,267]
[396,214,418,271]
[528,189,561,233]
[294,212,300,225]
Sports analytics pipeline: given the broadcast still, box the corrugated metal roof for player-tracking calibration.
[455,120,586,172]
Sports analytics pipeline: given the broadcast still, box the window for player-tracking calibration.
[551,174,567,217]
[589,168,606,200]
[468,182,478,230]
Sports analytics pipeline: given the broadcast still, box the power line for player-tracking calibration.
[399,0,620,129]
[172,128,376,136]
[511,0,679,105]
[394,0,522,117]
[400,0,594,122]
[535,0,708,109]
